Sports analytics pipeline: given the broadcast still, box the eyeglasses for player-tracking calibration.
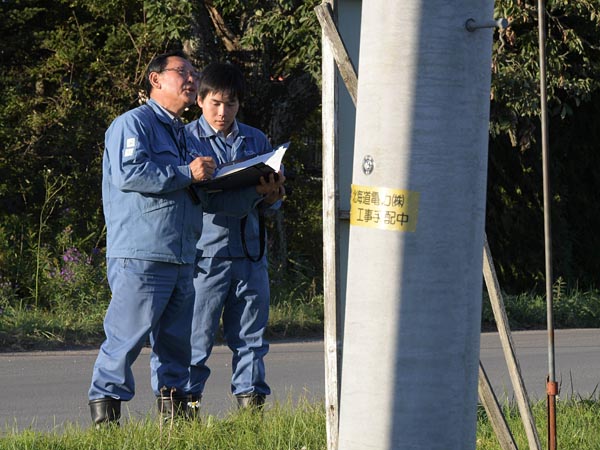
[160,67,201,79]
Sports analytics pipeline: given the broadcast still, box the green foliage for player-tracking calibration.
[487,0,600,292]
[0,301,107,351]
[279,118,324,278]
[0,0,324,310]
[269,270,324,338]
[39,230,110,314]
[481,285,600,330]
[2,0,600,306]
[0,268,322,349]
[230,0,322,82]
[486,90,600,292]
[1,285,597,351]
[0,0,195,308]
[492,0,600,147]
[204,0,321,80]
[145,1,194,41]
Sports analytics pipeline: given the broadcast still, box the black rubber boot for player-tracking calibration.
[157,388,191,421]
[236,393,266,410]
[89,397,121,428]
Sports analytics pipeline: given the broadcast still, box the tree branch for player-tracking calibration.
[204,0,240,52]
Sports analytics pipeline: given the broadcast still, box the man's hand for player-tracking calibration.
[256,171,286,204]
[190,156,217,183]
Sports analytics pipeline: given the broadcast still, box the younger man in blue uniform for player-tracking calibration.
[185,63,284,409]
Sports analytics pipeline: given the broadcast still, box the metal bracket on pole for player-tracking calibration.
[465,17,509,32]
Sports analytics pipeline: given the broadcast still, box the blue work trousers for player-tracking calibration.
[188,256,271,396]
[89,258,195,401]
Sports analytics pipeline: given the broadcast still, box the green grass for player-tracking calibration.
[4,287,600,351]
[1,257,599,351]
[0,302,106,352]
[0,281,324,351]
[0,398,326,450]
[477,397,600,449]
[0,298,324,351]
[1,397,599,449]
[481,286,600,331]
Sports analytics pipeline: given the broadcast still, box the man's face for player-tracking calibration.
[154,56,198,112]
[198,91,240,135]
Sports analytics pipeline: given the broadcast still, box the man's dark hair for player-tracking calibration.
[198,62,246,103]
[144,50,189,95]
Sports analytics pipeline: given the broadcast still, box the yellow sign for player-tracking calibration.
[350,184,420,232]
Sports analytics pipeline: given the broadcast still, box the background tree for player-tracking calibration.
[488,0,600,292]
[0,0,323,308]
[186,0,323,275]
[1,0,600,311]
[0,0,197,306]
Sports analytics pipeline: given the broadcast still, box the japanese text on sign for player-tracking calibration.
[350,184,420,232]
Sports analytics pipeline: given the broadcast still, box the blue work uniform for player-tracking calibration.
[89,100,262,402]
[184,115,278,397]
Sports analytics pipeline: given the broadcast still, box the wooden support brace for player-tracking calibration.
[318,2,342,449]
[478,361,519,450]
[483,235,542,450]
[315,3,359,107]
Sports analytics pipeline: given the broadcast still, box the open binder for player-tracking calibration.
[196,142,289,192]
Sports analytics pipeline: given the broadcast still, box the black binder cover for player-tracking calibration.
[196,142,289,192]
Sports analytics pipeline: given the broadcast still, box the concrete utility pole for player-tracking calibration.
[338,1,494,449]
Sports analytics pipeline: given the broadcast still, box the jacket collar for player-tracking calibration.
[197,115,240,140]
[147,99,184,130]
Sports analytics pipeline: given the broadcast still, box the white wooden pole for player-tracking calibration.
[338,1,494,448]
[321,1,341,449]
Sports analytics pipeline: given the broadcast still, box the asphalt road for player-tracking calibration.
[1,329,599,432]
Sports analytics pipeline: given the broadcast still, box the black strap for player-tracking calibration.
[241,214,265,262]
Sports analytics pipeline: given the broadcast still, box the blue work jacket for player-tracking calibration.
[102,100,262,264]
[186,116,279,258]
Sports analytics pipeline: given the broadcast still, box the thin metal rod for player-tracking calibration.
[536,0,557,448]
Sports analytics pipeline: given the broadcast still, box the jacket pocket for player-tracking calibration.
[142,195,177,213]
